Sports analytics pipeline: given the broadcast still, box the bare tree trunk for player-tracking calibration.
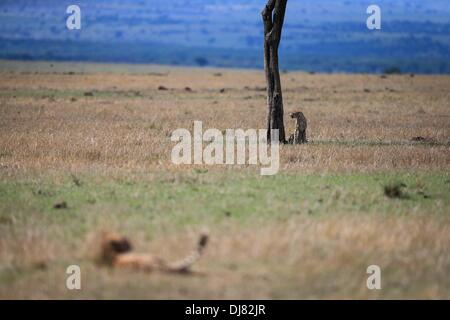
[262,0,287,143]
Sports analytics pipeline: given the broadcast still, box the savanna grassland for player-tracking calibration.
[0,60,449,299]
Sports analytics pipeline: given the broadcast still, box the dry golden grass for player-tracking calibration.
[0,68,449,174]
[0,63,449,299]
[1,213,448,299]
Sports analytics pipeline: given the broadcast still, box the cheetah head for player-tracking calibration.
[100,232,133,265]
[290,112,304,119]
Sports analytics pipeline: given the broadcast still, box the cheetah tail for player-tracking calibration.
[167,231,209,273]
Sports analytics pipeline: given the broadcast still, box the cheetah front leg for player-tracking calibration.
[294,129,301,145]
[301,129,307,143]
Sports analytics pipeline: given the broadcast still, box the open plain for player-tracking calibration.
[0,61,449,299]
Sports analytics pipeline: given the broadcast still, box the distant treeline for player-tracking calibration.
[0,37,449,74]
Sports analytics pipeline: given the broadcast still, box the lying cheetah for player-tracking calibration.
[99,231,208,274]
[288,111,308,144]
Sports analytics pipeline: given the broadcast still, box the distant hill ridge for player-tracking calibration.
[0,0,449,73]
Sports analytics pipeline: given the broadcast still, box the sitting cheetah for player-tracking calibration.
[99,231,209,274]
[288,111,308,144]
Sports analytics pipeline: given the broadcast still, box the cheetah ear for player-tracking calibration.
[110,238,132,253]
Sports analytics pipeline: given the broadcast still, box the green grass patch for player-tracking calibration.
[0,172,448,234]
